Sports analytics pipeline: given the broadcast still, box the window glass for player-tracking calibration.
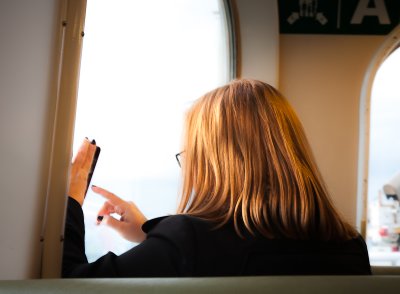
[367,47,400,266]
[73,0,231,261]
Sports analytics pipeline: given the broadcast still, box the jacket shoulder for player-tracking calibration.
[142,214,210,234]
[141,215,208,276]
[142,215,212,257]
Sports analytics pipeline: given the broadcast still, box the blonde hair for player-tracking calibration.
[178,79,357,240]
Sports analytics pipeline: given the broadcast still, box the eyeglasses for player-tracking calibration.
[175,151,184,167]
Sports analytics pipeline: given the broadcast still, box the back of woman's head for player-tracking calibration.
[178,79,357,240]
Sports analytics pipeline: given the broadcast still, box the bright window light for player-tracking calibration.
[72,0,231,262]
[367,47,400,266]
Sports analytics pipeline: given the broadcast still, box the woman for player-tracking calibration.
[63,79,371,277]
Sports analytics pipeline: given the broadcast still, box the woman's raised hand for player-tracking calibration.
[92,185,147,243]
[68,139,97,206]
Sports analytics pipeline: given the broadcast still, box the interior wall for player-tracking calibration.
[234,0,279,87]
[0,0,60,279]
[279,35,384,227]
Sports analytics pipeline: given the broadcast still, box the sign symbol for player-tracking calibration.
[287,12,300,25]
[351,0,390,25]
[316,12,328,25]
[287,0,328,25]
[300,0,318,17]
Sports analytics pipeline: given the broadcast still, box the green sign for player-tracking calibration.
[279,0,400,35]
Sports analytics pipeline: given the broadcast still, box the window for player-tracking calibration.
[73,0,233,261]
[367,47,400,266]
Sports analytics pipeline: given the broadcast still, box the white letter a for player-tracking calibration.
[351,0,390,25]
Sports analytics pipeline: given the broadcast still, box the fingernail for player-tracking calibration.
[97,215,104,222]
[92,139,96,144]
[92,185,97,188]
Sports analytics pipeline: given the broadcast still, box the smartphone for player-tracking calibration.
[85,140,101,195]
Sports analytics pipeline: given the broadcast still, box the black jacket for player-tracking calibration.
[62,197,371,277]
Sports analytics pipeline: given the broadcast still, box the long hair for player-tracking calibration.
[178,79,357,240]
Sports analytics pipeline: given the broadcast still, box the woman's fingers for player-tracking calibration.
[97,201,115,218]
[72,139,90,165]
[91,185,124,206]
[91,186,147,242]
[102,215,124,232]
[72,139,96,169]
[83,143,97,170]
[68,139,98,206]
[92,186,126,224]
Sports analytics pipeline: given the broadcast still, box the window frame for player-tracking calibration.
[41,0,237,278]
[357,26,400,241]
